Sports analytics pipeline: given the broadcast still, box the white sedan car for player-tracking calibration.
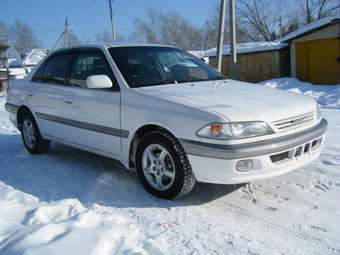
[5,44,327,199]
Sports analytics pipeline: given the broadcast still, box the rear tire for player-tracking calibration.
[136,130,196,199]
[19,111,50,154]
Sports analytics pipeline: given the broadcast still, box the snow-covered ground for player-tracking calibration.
[0,79,340,254]
[261,78,340,109]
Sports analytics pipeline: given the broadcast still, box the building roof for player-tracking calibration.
[204,41,288,57]
[22,49,48,66]
[280,15,340,42]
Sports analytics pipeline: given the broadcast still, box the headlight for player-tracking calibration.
[196,121,274,140]
[196,123,233,140]
[317,104,322,119]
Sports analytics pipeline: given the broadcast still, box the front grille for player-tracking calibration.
[270,151,289,163]
[273,112,314,132]
[270,137,322,164]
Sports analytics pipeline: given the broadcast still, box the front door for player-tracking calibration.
[61,49,122,156]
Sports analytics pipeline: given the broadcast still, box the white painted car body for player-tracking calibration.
[5,44,327,185]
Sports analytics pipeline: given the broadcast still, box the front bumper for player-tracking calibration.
[180,119,327,184]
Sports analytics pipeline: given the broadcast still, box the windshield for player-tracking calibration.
[109,46,225,88]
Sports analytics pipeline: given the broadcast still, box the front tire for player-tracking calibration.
[20,111,50,154]
[136,131,196,199]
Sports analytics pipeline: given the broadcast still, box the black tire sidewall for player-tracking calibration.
[20,112,43,154]
[136,132,186,199]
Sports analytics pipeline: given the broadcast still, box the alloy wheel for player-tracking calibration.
[142,143,176,191]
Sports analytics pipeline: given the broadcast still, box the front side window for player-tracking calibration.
[42,54,70,85]
[109,46,225,88]
[70,52,115,88]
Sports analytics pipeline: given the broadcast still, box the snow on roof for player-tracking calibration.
[204,41,288,57]
[22,49,48,66]
[280,15,340,42]
[8,58,23,67]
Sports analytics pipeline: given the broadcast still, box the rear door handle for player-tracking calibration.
[46,94,60,100]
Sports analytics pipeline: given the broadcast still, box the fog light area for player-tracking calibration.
[236,159,254,172]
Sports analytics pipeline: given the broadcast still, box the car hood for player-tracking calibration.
[136,79,317,123]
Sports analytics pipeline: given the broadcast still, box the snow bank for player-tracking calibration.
[260,78,340,109]
[0,182,154,255]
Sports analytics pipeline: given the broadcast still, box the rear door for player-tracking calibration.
[61,48,122,156]
[29,52,71,140]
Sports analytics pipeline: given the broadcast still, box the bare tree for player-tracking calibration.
[279,17,300,37]
[202,6,228,49]
[68,30,82,46]
[8,19,40,58]
[133,7,204,50]
[94,29,127,44]
[236,0,284,41]
[202,4,251,49]
[302,0,340,24]
[95,29,112,44]
[0,21,7,43]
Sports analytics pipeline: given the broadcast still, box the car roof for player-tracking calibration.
[51,43,177,54]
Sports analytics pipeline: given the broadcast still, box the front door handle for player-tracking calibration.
[64,99,73,104]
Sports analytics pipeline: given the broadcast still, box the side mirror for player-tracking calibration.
[86,75,112,89]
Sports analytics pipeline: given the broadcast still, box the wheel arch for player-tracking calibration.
[16,105,34,131]
[128,124,179,171]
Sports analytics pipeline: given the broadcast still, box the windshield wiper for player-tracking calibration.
[159,79,178,84]
[173,77,226,84]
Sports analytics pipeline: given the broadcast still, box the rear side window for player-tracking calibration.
[70,52,117,89]
[33,54,70,85]
[31,63,46,82]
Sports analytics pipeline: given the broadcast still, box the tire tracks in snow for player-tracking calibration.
[201,200,340,254]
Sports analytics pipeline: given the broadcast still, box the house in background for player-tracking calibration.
[0,42,9,92]
[6,48,48,79]
[205,15,340,85]
[21,48,48,72]
[281,16,340,85]
[205,42,290,83]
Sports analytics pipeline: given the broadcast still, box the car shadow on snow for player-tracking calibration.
[0,133,242,209]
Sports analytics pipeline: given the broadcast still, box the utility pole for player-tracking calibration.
[229,0,237,79]
[64,17,69,47]
[108,0,116,44]
[51,18,69,51]
[306,0,311,23]
[216,0,227,73]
